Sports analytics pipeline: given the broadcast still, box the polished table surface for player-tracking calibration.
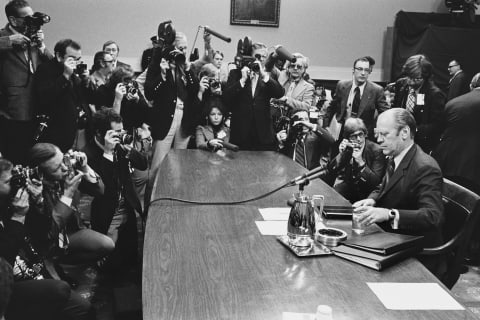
[143,150,476,320]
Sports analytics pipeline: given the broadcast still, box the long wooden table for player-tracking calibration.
[143,150,476,320]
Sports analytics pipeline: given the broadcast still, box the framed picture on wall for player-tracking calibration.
[230,0,281,27]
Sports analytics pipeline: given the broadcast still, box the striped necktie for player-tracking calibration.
[294,137,306,168]
[384,157,395,186]
[406,88,416,113]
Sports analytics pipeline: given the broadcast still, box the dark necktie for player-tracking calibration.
[294,137,306,168]
[351,87,361,116]
[175,67,188,102]
[385,157,395,186]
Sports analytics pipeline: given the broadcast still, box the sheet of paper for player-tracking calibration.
[367,282,465,310]
[282,312,315,320]
[255,221,287,235]
[258,207,291,221]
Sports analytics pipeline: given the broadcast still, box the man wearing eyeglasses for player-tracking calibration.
[0,0,53,164]
[392,54,445,154]
[446,59,469,101]
[324,56,388,141]
[326,117,386,202]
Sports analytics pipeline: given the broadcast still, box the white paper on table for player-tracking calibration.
[258,207,291,221]
[255,221,287,235]
[367,282,465,310]
[282,312,315,320]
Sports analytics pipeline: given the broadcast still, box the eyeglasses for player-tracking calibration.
[103,60,114,64]
[348,131,365,140]
[447,64,458,69]
[289,64,304,70]
[354,67,371,74]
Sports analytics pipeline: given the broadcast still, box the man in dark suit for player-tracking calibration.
[277,109,335,170]
[89,109,147,269]
[354,108,444,275]
[327,118,386,203]
[446,59,469,102]
[102,40,129,69]
[34,39,91,152]
[0,0,53,164]
[324,56,389,140]
[433,72,480,193]
[224,42,284,150]
[392,54,445,154]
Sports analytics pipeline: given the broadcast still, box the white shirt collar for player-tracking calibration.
[393,142,414,171]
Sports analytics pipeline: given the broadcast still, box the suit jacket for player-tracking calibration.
[281,126,335,170]
[34,58,90,152]
[0,24,53,120]
[393,78,445,154]
[0,216,25,266]
[328,140,386,202]
[433,88,480,188]
[272,69,314,111]
[195,124,230,150]
[90,145,147,235]
[369,144,444,249]
[447,71,469,102]
[325,80,388,139]
[224,69,284,150]
[144,64,200,141]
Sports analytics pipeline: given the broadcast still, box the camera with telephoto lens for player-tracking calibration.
[124,80,138,95]
[233,36,261,72]
[10,165,41,195]
[115,131,134,145]
[23,12,50,43]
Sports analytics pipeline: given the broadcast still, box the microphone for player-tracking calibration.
[274,45,296,63]
[203,26,231,43]
[289,165,326,185]
[293,169,326,186]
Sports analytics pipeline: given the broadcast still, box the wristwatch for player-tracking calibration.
[388,209,396,220]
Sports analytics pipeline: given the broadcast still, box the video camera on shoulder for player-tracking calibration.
[234,36,260,72]
[24,12,50,43]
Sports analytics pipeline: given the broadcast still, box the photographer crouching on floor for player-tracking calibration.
[277,109,335,171]
[325,118,386,202]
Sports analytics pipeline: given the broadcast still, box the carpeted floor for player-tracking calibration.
[452,265,480,318]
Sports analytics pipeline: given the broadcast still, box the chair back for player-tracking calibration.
[422,178,480,289]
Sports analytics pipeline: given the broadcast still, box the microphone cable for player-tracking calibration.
[148,180,296,207]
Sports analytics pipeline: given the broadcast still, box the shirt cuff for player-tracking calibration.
[390,209,399,229]
[10,215,25,225]
[239,78,246,88]
[83,166,99,184]
[262,74,270,83]
[103,152,114,162]
[60,195,73,207]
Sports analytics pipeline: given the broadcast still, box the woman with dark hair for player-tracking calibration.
[195,98,230,151]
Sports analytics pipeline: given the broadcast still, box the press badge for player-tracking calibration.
[417,94,425,105]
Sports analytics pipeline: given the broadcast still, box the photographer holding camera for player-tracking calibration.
[224,42,284,150]
[87,109,147,270]
[0,0,53,164]
[326,118,386,202]
[26,143,114,278]
[277,109,334,170]
[0,157,96,320]
[35,39,92,152]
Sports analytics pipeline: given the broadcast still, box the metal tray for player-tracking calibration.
[277,235,333,257]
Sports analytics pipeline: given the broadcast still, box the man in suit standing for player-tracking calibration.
[324,56,389,140]
[353,108,444,275]
[0,0,52,163]
[277,109,335,170]
[102,40,129,69]
[224,42,284,150]
[327,118,386,203]
[392,54,445,154]
[446,59,469,102]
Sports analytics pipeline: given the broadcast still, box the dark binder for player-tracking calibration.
[343,232,424,255]
[321,205,353,219]
[332,244,421,271]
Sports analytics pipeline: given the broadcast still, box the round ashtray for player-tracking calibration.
[316,228,348,246]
